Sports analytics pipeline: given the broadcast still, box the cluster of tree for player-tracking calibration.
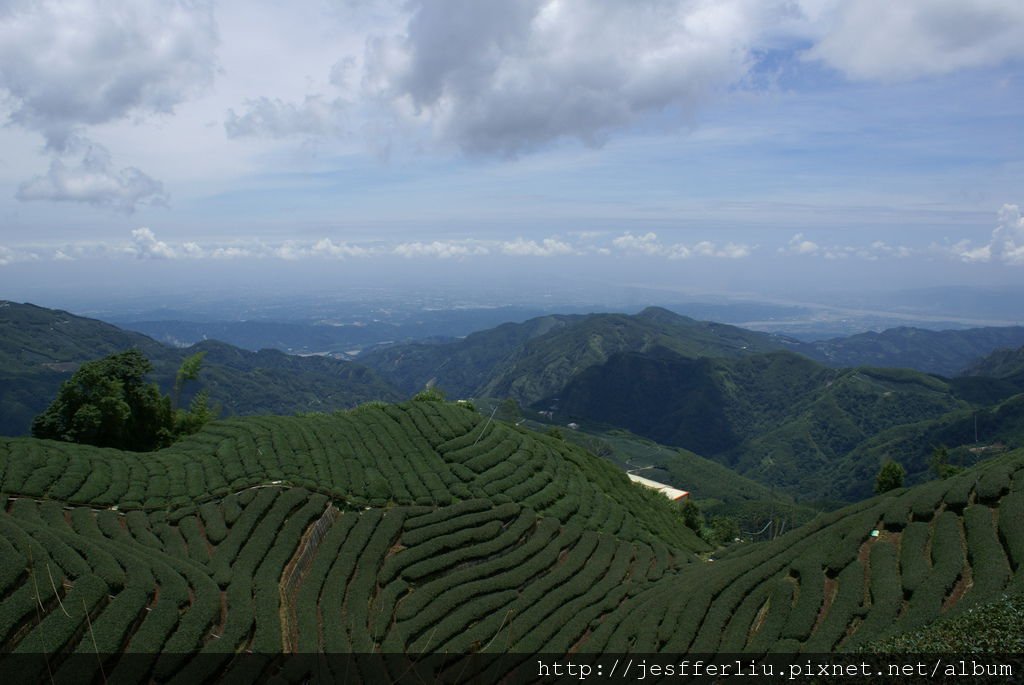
[680,499,741,547]
[873,444,967,495]
[31,349,216,451]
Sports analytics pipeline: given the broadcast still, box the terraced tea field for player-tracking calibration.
[1,399,1022,681]
[585,453,1024,653]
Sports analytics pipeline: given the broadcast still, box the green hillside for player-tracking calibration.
[0,302,400,436]
[556,427,817,534]
[1,400,1021,677]
[801,325,1024,376]
[358,314,574,398]
[584,448,1024,653]
[0,400,706,679]
[826,393,1024,501]
[962,344,1024,382]
[361,306,793,405]
[552,348,968,501]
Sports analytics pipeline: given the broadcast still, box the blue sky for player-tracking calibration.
[0,0,1022,304]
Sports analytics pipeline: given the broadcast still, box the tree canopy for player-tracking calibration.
[874,460,905,494]
[32,349,215,451]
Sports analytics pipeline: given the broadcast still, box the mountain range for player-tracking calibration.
[0,301,399,437]
[4,300,1023,507]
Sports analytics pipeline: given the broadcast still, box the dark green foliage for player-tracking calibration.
[962,343,1024,380]
[681,499,703,533]
[931,444,964,479]
[412,386,446,402]
[865,591,1024,652]
[999,491,1024,574]
[31,349,173,451]
[875,460,905,493]
[550,347,967,500]
[962,504,1011,599]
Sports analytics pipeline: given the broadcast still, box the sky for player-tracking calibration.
[0,0,1023,308]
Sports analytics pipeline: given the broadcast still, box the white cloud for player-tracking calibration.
[612,232,664,256]
[803,0,1024,81]
[715,242,753,259]
[129,228,177,260]
[870,241,913,258]
[664,244,692,260]
[311,238,372,259]
[612,232,751,259]
[0,0,217,212]
[500,237,575,257]
[780,233,820,255]
[0,246,39,266]
[781,233,917,261]
[393,240,489,259]
[0,0,219,150]
[225,95,348,139]
[16,143,168,213]
[273,238,374,260]
[943,204,1024,265]
[210,246,262,260]
[993,203,1024,265]
[217,1,1024,163]
[949,240,991,263]
[362,0,758,155]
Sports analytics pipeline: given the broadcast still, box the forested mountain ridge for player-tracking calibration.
[962,344,1024,381]
[0,301,400,436]
[800,325,1024,376]
[549,348,973,501]
[360,306,795,405]
[357,313,578,398]
[361,306,1024,403]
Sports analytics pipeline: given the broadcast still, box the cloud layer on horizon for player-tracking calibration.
[3,208,1021,269]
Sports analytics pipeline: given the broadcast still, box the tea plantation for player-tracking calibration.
[1,399,1022,681]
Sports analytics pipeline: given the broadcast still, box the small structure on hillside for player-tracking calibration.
[627,473,689,501]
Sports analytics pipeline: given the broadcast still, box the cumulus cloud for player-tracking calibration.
[697,241,752,259]
[993,204,1024,265]
[500,237,575,257]
[943,204,1024,265]
[16,143,168,213]
[803,0,1024,82]
[362,0,757,155]
[780,233,820,255]
[274,238,374,260]
[210,246,262,260]
[225,95,348,139]
[0,246,39,266]
[221,1,1024,159]
[611,231,750,259]
[393,240,489,259]
[949,240,992,263]
[0,0,218,150]
[612,232,665,256]
[129,228,177,259]
[781,233,917,261]
[0,1,217,211]
[311,238,372,258]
